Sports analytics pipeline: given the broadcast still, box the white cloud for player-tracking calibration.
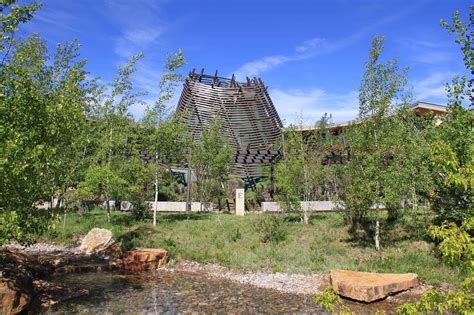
[115,28,162,58]
[412,72,453,103]
[103,0,164,59]
[295,38,327,53]
[232,4,419,80]
[411,51,451,64]
[269,88,359,126]
[233,55,295,79]
[233,37,329,80]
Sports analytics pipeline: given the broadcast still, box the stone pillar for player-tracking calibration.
[235,188,245,216]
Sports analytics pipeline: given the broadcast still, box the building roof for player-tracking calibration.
[296,101,447,133]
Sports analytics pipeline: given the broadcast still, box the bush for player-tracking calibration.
[0,209,59,245]
[429,218,473,267]
[254,213,288,243]
[117,226,156,251]
[130,197,151,221]
[396,288,472,314]
[314,286,352,314]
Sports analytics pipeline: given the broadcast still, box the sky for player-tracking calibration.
[18,0,470,126]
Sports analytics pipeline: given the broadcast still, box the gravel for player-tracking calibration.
[5,242,83,255]
[168,260,329,296]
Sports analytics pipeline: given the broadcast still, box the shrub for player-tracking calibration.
[254,213,288,243]
[396,288,472,314]
[428,218,473,267]
[118,226,156,251]
[130,197,151,221]
[314,286,352,314]
[0,209,59,245]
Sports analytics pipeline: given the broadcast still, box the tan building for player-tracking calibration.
[297,101,447,136]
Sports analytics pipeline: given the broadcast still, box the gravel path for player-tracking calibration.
[168,260,329,296]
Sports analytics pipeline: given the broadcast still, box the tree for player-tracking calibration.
[191,119,233,211]
[339,35,432,250]
[0,1,40,58]
[1,2,96,243]
[275,115,342,224]
[428,5,473,224]
[78,53,144,222]
[142,49,187,225]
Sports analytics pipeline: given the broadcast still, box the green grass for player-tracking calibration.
[47,209,464,287]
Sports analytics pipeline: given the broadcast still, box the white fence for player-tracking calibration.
[118,201,209,212]
[261,201,338,212]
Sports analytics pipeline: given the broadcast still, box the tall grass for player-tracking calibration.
[45,208,463,287]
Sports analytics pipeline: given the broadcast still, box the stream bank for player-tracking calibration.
[1,242,430,314]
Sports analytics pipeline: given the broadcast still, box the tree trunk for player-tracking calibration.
[185,146,192,212]
[153,153,159,226]
[375,204,380,251]
[106,176,111,223]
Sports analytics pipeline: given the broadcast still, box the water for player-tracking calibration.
[44,271,323,314]
[44,271,418,314]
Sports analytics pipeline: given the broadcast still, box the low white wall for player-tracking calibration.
[262,201,338,212]
[146,201,207,212]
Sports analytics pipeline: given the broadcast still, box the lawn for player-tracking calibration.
[46,209,464,288]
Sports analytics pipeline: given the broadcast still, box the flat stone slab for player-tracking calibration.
[330,269,419,302]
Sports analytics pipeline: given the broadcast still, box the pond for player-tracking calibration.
[43,271,416,314]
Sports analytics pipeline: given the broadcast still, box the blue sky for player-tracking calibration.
[19,0,470,125]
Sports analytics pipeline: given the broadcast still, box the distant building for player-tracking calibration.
[297,101,447,136]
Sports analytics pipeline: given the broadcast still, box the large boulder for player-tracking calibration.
[123,248,169,272]
[79,228,113,254]
[330,269,419,302]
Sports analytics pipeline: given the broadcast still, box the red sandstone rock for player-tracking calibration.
[123,248,169,272]
[330,269,419,302]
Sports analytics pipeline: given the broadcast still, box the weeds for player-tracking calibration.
[254,213,288,244]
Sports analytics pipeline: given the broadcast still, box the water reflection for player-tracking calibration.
[45,271,322,314]
[45,270,419,314]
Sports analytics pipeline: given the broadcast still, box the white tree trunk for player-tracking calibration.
[106,176,111,223]
[153,154,159,226]
[375,204,380,251]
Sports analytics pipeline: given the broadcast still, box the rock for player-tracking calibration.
[123,248,169,272]
[79,228,113,254]
[0,272,33,314]
[330,269,419,302]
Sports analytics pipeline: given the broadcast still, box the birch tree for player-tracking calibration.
[142,50,187,225]
[340,35,431,250]
[78,53,144,222]
[275,115,339,224]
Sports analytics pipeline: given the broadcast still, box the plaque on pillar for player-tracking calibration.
[235,188,245,216]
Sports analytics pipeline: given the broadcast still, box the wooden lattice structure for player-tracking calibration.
[176,69,283,183]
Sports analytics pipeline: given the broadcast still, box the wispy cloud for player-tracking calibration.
[412,72,453,104]
[411,51,451,64]
[233,3,421,80]
[104,0,164,59]
[398,37,453,65]
[115,28,162,58]
[233,36,339,80]
[269,88,359,126]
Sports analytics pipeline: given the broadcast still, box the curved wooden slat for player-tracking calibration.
[176,71,283,179]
